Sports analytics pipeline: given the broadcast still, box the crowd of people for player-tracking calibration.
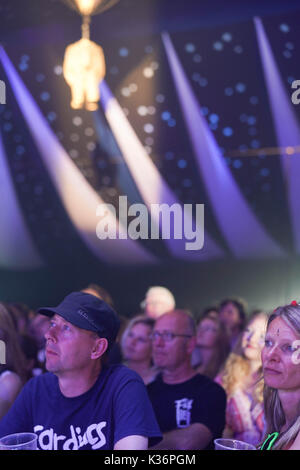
[0,283,299,450]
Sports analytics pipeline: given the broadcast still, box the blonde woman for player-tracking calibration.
[216,311,268,446]
[260,302,300,450]
[121,315,158,385]
[0,303,27,419]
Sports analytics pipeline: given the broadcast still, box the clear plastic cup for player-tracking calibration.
[214,438,256,450]
[0,433,38,450]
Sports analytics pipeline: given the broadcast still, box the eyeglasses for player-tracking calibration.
[151,331,192,342]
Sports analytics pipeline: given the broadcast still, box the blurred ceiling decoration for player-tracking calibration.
[162,31,285,259]
[0,3,299,271]
[0,45,157,266]
[62,0,120,16]
[0,131,44,269]
[100,80,224,261]
[255,16,300,254]
[61,0,120,110]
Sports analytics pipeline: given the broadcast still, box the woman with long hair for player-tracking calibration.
[260,303,300,450]
[192,315,230,379]
[121,315,158,385]
[0,303,27,419]
[219,298,247,351]
[216,311,268,446]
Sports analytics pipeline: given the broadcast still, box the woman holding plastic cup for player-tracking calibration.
[260,302,300,450]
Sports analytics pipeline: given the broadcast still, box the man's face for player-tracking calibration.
[144,296,173,319]
[152,313,194,371]
[262,316,300,391]
[44,314,99,375]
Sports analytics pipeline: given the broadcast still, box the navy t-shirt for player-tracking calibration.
[0,364,161,450]
[147,373,226,449]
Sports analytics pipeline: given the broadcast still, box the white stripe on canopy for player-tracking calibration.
[0,132,44,269]
[0,46,157,266]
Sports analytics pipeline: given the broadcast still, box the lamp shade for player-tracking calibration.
[60,0,117,110]
[61,0,120,16]
[63,38,106,110]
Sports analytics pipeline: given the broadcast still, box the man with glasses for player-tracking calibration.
[147,310,226,450]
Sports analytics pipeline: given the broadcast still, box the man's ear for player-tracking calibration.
[91,337,108,360]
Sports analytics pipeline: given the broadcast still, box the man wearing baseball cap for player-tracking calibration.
[0,292,162,450]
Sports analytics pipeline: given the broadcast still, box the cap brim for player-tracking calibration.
[37,307,58,317]
[38,307,98,333]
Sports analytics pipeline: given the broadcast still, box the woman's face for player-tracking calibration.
[219,302,241,330]
[196,318,219,348]
[262,316,300,391]
[122,323,152,362]
[242,315,267,362]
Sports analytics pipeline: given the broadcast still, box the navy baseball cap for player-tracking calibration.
[38,292,120,347]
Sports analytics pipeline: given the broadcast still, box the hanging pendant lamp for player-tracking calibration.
[61,0,120,110]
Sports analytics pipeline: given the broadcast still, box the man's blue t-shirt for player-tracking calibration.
[0,365,162,450]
